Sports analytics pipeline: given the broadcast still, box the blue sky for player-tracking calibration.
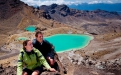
[20,0,121,6]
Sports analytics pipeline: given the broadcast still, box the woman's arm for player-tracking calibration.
[35,48,56,72]
[35,49,51,70]
[17,53,23,75]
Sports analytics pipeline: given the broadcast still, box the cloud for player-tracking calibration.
[20,0,121,6]
[88,0,113,4]
[20,0,65,6]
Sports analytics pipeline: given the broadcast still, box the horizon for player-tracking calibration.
[20,0,121,13]
[32,3,121,14]
[20,0,121,6]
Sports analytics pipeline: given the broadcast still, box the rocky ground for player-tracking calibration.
[0,27,121,75]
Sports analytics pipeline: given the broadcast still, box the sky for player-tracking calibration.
[20,0,121,6]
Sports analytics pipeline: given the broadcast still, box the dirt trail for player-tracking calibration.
[0,48,19,60]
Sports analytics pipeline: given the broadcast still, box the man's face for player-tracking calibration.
[36,33,43,43]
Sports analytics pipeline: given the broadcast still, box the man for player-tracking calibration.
[32,31,56,67]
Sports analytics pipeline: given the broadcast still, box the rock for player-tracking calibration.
[0,0,6,5]
[0,0,22,19]
[41,71,60,75]
[67,50,83,65]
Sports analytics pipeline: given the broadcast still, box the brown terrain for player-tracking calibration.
[0,0,121,75]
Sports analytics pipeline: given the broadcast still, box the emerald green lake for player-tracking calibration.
[25,26,36,32]
[44,34,93,52]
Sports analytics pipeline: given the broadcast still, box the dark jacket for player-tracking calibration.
[32,39,54,57]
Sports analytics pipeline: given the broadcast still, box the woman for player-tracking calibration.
[17,40,56,75]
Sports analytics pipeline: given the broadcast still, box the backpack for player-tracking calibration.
[20,50,38,62]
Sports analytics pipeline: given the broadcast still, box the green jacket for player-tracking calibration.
[17,48,51,75]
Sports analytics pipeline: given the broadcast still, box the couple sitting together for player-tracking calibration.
[17,31,57,75]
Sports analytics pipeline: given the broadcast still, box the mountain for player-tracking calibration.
[39,4,121,20]
[0,0,64,47]
[0,0,37,34]
[39,4,121,35]
[0,0,39,47]
[68,3,121,13]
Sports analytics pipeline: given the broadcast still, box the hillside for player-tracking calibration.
[0,0,66,47]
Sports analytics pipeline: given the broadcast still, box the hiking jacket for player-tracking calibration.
[32,39,55,57]
[17,48,51,75]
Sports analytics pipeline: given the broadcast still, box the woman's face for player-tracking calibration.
[25,41,33,52]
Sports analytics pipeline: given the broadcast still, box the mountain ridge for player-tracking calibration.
[39,4,121,20]
[39,4,121,35]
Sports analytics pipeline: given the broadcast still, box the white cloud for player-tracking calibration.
[20,0,65,6]
[21,0,40,6]
[20,0,121,6]
[20,0,82,6]
[88,0,113,4]
[106,0,113,3]
[88,1,102,4]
